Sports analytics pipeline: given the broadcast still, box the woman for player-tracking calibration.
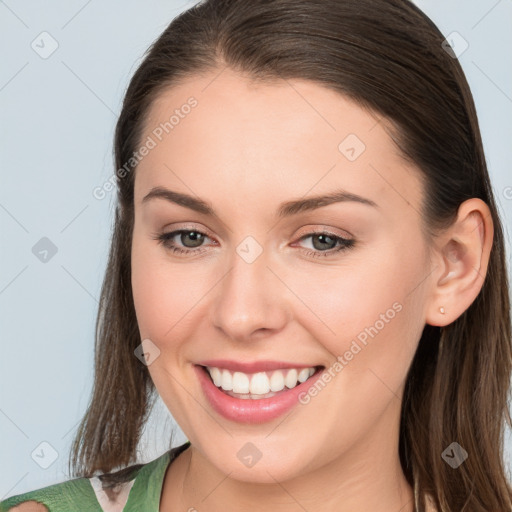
[2,0,511,511]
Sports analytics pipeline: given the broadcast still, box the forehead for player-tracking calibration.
[134,68,423,220]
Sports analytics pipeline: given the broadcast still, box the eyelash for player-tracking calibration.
[152,228,355,258]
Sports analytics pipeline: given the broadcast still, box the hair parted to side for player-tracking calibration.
[69,0,512,510]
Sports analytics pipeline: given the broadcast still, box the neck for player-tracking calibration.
[182,451,412,512]
[161,421,414,512]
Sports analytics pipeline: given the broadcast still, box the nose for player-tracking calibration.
[211,243,291,342]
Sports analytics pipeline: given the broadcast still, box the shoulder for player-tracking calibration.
[2,504,48,512]
[0,441,191,512]
[0,476,100,512]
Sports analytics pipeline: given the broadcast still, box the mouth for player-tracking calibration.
[194,362,326,423]
[199,364,324,400]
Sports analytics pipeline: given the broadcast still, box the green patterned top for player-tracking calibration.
[0,442,191,512]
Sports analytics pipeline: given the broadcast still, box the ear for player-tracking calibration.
[425,198,494,327]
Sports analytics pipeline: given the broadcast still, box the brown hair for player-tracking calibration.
[69,0,512,510]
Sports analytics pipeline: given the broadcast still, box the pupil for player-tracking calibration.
[313,234,335,250]
[183,231,204,248]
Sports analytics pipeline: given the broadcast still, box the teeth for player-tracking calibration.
[269,370,285,392]
[298,368,311,383]
[285,369,298,388]
[210,367,222,387]
[232,372,250,393]
[221,369,233,391]
[205,365,317,396]
[249,372,270,394]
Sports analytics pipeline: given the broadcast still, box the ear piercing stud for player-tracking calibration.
[439,307,446,314]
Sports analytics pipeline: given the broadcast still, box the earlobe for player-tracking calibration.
[425,198,494,327]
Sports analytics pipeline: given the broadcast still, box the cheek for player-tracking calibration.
[132,235,174,340]
[287,241,426,385]
[131,238,215,346]
[281,253,426,449]
[131,241,204,419]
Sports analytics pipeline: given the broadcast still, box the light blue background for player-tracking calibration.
[1,0,511,498]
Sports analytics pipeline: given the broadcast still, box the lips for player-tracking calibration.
[194,362,325,423]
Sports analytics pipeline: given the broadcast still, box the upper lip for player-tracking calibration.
[196,359,321,373]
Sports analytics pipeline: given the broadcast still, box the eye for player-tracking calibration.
[293,231,355,258]
[152,228,355,258]
[152,229,213,256]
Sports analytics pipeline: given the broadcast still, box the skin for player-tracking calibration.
[129,68,493,512]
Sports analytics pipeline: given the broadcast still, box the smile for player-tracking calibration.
[195,363,325,423]
[205,366,317,398]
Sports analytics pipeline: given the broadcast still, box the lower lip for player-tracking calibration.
[194,365,324,424]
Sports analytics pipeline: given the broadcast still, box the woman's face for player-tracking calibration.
[131,68,434,483]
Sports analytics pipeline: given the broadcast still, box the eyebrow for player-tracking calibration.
[141,186,378,217]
